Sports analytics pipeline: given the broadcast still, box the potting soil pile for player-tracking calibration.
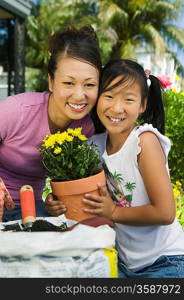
[0,216,118,278]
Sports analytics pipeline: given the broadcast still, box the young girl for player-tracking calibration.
[83,59,184,278]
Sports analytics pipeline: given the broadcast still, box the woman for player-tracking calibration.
[0,25,102,222]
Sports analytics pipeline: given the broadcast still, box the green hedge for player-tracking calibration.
[163,90,184,186]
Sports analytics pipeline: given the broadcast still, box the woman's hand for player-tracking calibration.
[44,193,67,216]
[0,178,15,222]
[83,183,116,220]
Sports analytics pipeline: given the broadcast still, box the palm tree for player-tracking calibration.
[26,0,184,90]
[93,0,184,73]
[124,182,136,193]
[26,0,96,90]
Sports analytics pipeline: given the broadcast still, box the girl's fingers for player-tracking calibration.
[84,193,102,202]
[83,199,101,208]
[83,207,101,214]
[97,183,109,197]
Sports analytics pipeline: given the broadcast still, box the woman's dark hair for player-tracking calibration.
[48,25,102,78]
[92,59,165,134]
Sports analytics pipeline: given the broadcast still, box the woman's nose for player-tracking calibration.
[73,86,85,100]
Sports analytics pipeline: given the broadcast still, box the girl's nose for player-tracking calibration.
[111,100,124,113]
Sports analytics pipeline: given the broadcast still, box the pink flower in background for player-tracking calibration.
[158,75,172,89]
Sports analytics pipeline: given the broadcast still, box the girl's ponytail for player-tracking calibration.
[142,75,165,134]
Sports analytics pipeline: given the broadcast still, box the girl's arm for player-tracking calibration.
[83,132,175,226]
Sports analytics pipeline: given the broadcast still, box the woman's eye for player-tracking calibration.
[63,82,74,86]
[85,83,96,87]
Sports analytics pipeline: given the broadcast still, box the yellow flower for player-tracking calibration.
[39,127,100,181]
[176,210,181,218]
[175,74,180,81]
[181,91,184,96]
[171,88,178,93]
[65,135,74,142]
[54,133,64,144]
[176,201,181,208]
[71,128,82,137]
[176,181,182,187]
[173,188,180,200]
[43,135,57,148]
[67,128,75,135]
[53,147,62,154]
[78,134,88,141]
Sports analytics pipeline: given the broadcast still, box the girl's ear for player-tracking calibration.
[48,74,53,92]
[140,98,147,113]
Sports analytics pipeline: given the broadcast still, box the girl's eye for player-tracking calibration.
[63,82,74,86]
[104,94,113,99]
[126,98,134,102]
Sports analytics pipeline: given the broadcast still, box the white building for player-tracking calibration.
[135,46,181,90]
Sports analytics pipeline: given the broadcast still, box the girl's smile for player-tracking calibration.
[106,115,126,125]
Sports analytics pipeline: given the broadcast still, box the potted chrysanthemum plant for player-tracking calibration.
[39,128,106,221]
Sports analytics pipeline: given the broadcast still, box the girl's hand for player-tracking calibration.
[44,193,67,216]
[0,178,15,222]
[83,183,116,220]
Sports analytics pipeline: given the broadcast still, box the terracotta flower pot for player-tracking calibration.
[50,170,106,222]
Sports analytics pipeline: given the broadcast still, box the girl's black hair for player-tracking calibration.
[92,59,165,134]
[48,25,102,78]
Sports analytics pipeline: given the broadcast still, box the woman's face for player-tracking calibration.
[48,57,99,126]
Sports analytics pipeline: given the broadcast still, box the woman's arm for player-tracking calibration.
[0,178,15,221]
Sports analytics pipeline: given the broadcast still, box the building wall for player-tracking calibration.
[135,48,181,90]
[0,66,8,100]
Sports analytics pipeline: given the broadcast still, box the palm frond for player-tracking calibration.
[166,47,184,77]
[98,0,128,27]
[119,40,137,59]
[163,24,184,50]
[142,23,166,55]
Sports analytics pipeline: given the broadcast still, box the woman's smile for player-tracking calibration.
[67,102,88,112]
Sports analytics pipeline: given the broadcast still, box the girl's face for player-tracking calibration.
[48,57,99,126]
[97,76,146,136]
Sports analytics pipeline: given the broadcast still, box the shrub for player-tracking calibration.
[163,90,184,186]
[174,181,184,227]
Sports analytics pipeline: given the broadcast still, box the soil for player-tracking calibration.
[1,216,114,232]
[1,219,68,232]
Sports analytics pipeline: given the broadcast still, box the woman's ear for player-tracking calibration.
[48,74,53,92]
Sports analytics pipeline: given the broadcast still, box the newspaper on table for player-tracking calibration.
[0,216,118,278]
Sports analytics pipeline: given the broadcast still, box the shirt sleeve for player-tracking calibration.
[0,96,22,143]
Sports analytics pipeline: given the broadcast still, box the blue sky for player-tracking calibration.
[172,8,184,67]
